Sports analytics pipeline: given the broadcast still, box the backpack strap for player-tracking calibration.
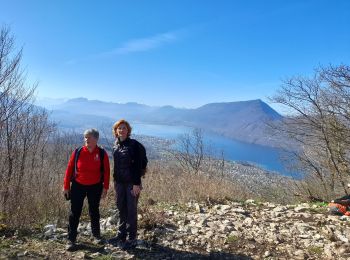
[71,147,83,181]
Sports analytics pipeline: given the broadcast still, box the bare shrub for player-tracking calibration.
[171,128,205,175]
[138,202,167,230]
[269,64,350,201]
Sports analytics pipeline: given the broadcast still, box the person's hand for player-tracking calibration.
[63,189,70,200]
[132,185,141,197]
[101,188,108,199]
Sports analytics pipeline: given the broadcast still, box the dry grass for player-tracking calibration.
[139,161,252,205]
[0,180,69,229]
[1,158,294,230]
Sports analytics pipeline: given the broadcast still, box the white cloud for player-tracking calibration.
[112,32,178,55]
[65,29,186,64]
[92,30,181,60]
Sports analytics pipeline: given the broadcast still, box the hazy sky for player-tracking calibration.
[1,0,349,111]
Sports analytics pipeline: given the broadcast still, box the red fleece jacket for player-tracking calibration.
[64,146,110,190]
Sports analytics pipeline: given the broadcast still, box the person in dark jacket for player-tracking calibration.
[109,119,142,249]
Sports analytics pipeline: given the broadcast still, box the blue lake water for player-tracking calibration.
[132,123,299,178]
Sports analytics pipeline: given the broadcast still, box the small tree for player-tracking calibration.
[171,128,226,179]
[173,128,204,175]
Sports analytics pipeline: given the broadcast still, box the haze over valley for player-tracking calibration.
[38,97,283,148]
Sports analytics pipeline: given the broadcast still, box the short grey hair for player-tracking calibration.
[83,128,99,140]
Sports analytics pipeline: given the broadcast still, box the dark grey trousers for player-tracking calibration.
[115,183,138,240]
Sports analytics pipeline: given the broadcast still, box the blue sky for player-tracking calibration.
[1,0,349,112]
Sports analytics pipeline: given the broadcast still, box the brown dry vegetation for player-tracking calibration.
[140,161,251,205]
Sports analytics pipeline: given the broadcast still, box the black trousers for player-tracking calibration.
[68,180,103,242]
[115,183,138,240]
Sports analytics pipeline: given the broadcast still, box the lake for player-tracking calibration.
[132,123,299,178]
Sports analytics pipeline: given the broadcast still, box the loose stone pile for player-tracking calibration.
[2,200,350,259]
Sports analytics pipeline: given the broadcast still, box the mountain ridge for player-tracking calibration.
[39,98,283,147]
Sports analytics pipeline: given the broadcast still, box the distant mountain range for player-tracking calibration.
[37,98,284,147]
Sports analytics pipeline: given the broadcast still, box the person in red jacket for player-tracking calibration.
[63,128,110,250]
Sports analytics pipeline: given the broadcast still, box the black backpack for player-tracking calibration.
[71,146,106,183]
[131,139,148,177]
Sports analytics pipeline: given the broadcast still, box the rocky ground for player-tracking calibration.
[1,200,350,259]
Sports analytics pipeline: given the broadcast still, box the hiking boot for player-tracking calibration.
[122,239,137,250]
[65,240,76,251]
[108,235,126,246]
[92,236,105,245]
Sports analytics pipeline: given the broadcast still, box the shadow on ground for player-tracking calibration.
[0,229,254,260]
[71,243,105,252]
[114,242,252,260]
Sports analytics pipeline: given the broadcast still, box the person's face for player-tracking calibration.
[115,123,128,139]
[84,134,98,148]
